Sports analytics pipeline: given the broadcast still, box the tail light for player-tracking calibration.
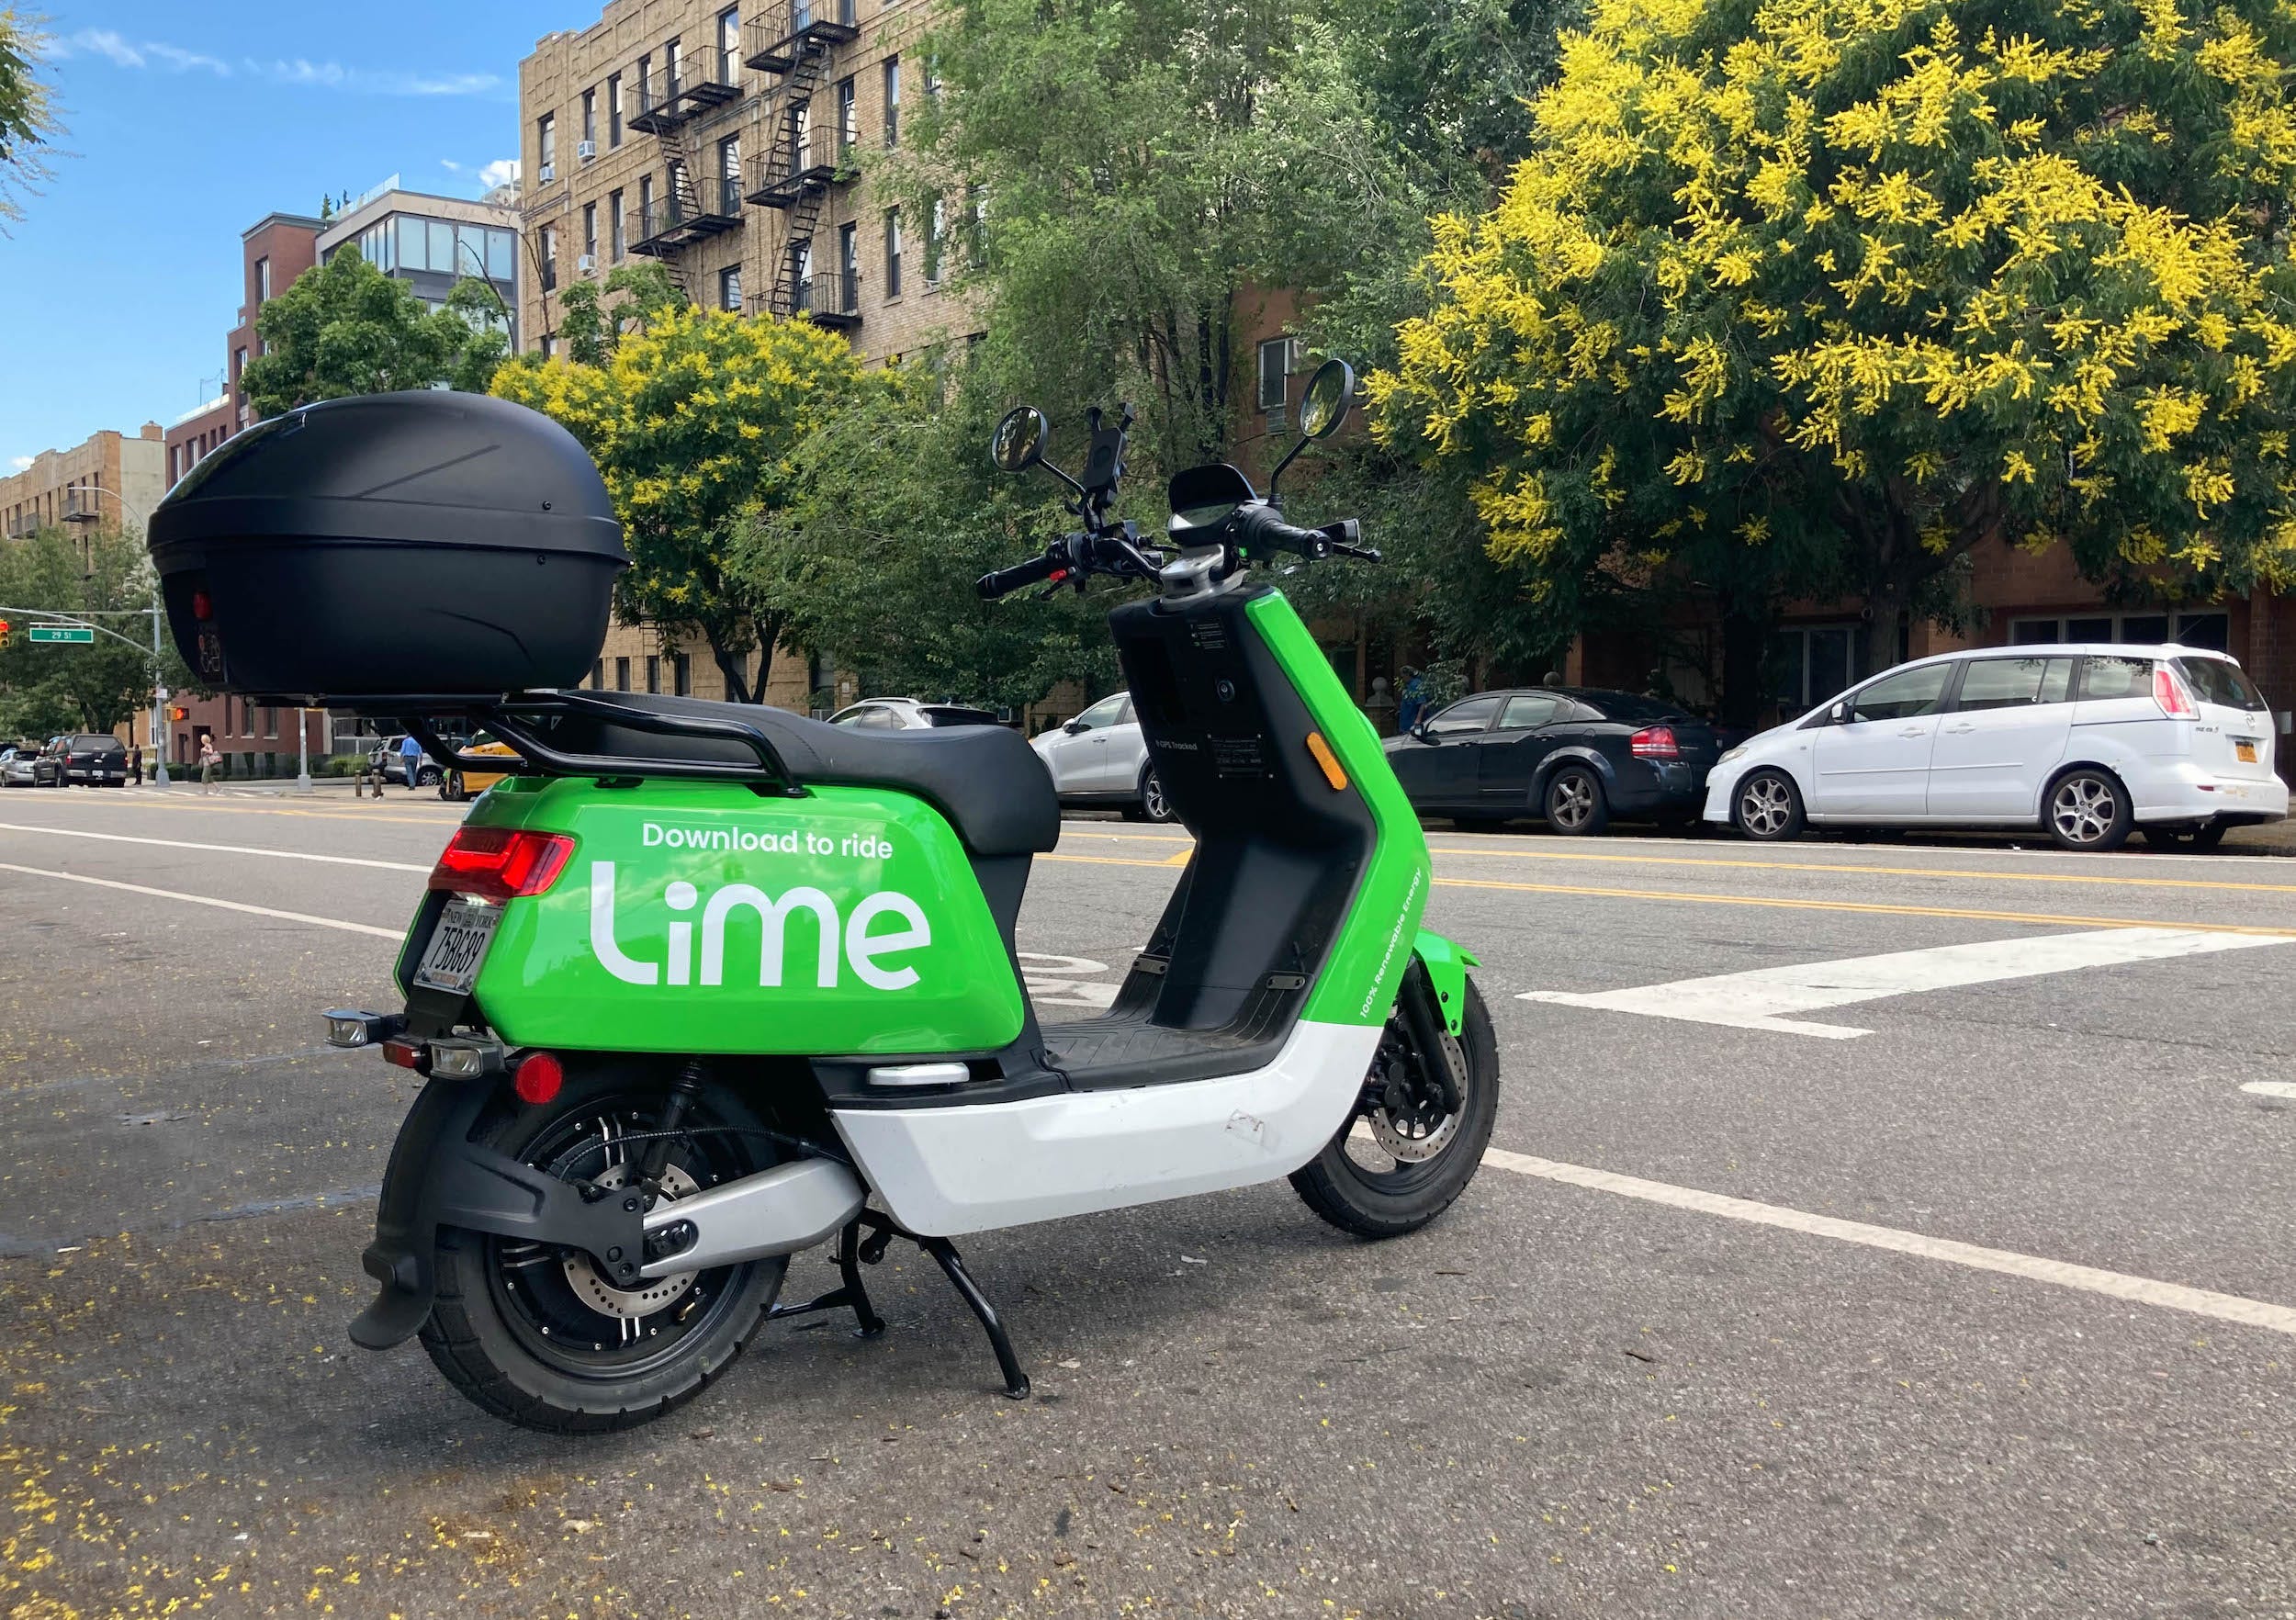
[429,827,576,900]
[1630,725,1681,760]
[2153,665,2198,719]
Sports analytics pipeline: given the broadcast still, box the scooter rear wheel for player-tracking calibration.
[419,1063,786,1434]
[1290,979,1499,1238]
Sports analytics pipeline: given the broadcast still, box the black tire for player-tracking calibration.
[1290,978,1500,1239]
[1139,767,1176,824]
[415,764,443,788]
[1732,768,1806,841]
[440,771,467,803]
[1542,765,1609,836]
[419,1063,787,1434]
[2044,766,2133,851]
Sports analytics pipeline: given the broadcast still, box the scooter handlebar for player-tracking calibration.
[976,548,1069,600]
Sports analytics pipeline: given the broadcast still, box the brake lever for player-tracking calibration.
[1329,541,1384,564]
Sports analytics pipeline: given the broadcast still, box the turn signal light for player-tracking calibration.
[429,827,576,900]
[512,1051,565,1106]
[1304,730,1348,792]
[2154,665,2199,719]
[1630,725,1681,759]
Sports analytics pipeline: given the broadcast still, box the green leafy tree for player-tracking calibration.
[490,303,871,703]
[732,363,1119,708]
[549,261,687,366]
[0,527,190,737]
[1374,0,2296,714]
[239,250,510,417]
[0,8,61,231]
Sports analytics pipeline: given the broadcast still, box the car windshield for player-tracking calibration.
[2177,656,2266,711]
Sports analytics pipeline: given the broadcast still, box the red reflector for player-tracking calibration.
[2154,665,2198,718]
[512,1051,565,1106]
[429,827,576,900]
[190,589,213,621]
[1630,725,1681,759]
[382,1039,422,1070]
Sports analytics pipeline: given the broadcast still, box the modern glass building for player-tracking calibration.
[317,179,523,345]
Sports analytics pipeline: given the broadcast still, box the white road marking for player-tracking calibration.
[0,821,431,872]
[1019,952,1120,1010]
[2239,1081,2296,1098]
[1519,927,2289,1038]
[0,861,403,939]
[1483,1149,2296,1337]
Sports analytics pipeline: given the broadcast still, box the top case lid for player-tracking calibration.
[147,390,626,561]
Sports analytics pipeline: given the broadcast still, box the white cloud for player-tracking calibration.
[8,456,32,472]
[54,31,500,96]
[477,158,519,189]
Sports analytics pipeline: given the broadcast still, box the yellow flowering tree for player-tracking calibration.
[1372,0,2296,703]
[491,304,869,702]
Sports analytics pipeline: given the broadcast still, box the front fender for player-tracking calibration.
[1412,929,1480,1036]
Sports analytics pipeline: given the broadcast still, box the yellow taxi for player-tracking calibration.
[440,732,519,802]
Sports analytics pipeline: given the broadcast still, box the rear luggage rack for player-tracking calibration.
[331,690,805,795]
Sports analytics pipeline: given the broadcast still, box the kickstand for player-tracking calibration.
[767,1219,886,1338]
[920,1235,1031,1400]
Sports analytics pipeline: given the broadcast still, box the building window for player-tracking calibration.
[254,256,271,303]
[719,264,743,310]
[264,705,278,740]
[538,112,556,178]
[2009,611,2231,652]
[636,52,652,116]
[1256,337,1293,425]
[838,220,859,311]
[541,333,557,360]
[609,189,625,261]
[717,135,740,212]
[639,174,655,238]
[925,196,945,286]
[539,225,557,291]
[582,203,598,264]
[647,654,662,694]
[718,7,740,82]
[837,76,857,151]
[608,73,623,146]
[664,38,681,96]
[674,652,692,696]
[1768,623,1862,712]
[884,209,903,298]
[615,657,631,692]
[581,87,597,148]
[883,57,899,146]
[591,658,604,690]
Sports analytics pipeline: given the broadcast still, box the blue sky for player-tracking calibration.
[1,1,567,470]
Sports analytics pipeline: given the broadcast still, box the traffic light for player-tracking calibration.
[0,619,10,645]
[169,705,189,722]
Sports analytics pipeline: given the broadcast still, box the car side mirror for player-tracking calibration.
[1065,717,1088,734]
[1412,720,1433,742]
[1829,701,1850,725]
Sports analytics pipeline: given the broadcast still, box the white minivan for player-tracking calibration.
[1704,644,2288,850]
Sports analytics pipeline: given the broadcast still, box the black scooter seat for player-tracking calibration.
[530,692,1060,858]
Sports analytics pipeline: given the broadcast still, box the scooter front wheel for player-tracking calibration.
[419,1062,787,1434]
[1290,978,1499,1238]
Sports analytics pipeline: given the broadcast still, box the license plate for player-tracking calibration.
[2235,739,2258,763]
[414,901,502,995]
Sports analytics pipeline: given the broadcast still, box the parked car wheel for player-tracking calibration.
[1139,767,1175,824]
[2045,767,2133,851]
[1733,769,1806,842]
[1542,765,1609,837]
[440,771,467,803]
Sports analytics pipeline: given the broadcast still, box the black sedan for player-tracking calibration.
[1384,689,1722,834]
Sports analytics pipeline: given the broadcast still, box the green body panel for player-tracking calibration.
[460,777,1025,1055]
[1410,928,1479,1037]
[1244,590,1434,1028]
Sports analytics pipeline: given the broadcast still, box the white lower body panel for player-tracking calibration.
[831,1018,1383,1235]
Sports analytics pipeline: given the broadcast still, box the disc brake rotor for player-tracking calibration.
[1368,1030,1467,1163]
[560,1162,702,1319]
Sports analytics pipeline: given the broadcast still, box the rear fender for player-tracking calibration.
[347,1076,646,1351]
[1411,929,1479,1037]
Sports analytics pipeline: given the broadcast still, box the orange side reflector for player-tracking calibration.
[1304,731,1348,792]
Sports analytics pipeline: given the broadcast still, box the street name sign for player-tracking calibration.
[28,625,96,644]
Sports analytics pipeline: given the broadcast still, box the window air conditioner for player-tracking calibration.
[578,254,599,275]
[539,163,557,183]
[578,140,597,161]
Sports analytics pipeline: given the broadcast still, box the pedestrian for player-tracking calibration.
[1396,668,1425,735]
[129,743,142,787]
[399,733,423,792]
[197,735,220,794]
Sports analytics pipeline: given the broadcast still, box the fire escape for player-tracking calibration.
[741,0,861,330]
[626,45,747,296]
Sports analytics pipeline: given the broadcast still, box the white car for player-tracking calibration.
[1030,691,1170,821]
[827,698,1001,731]
[1703,643,2288,851]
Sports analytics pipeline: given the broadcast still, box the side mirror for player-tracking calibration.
[1412,720,1432,742]
[1268,357,1357,495]
[1829,701,1850,725]
[990,405,1050,474]
[1064,717,1088,734]
[1299,358,1356,440]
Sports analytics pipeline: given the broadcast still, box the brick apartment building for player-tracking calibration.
[520,0,974,713]
[1,422,166,544]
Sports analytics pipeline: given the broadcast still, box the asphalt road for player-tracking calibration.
[3,782,2293,1619]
